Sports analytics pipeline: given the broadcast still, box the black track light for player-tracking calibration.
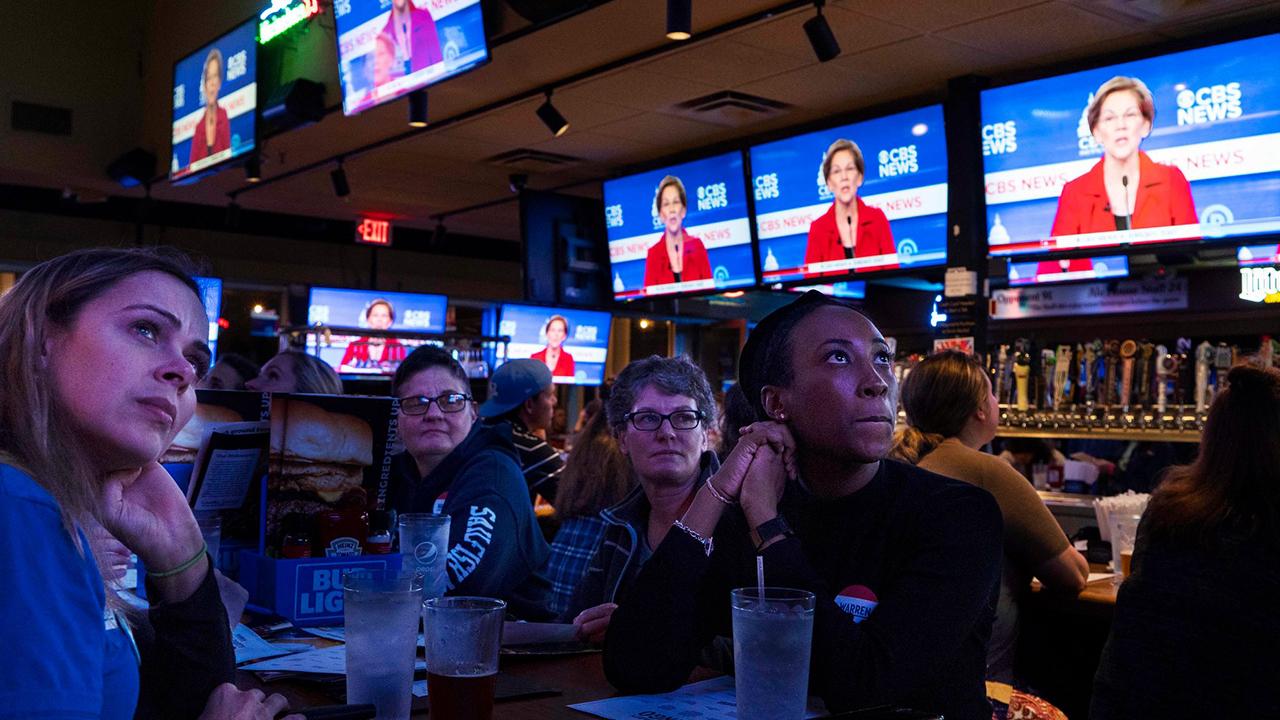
[536,90,569,137]
[666,0,692,40]
[331,162,350,198]
[408,89,428,127]
[803,0,840,63]
[245,154,262,183]
[432,221,446,247]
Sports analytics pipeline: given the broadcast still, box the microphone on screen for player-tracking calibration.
[1119,175,1131,231]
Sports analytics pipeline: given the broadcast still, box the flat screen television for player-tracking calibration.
[170,19,258,182]
[497,304,611,386]
[749,104,948,284]
[305,287,448,376]
[194,276,223,360]
[333,0,489,116]
[1237,243,1280,266]
[1007,255,1129,285]
[604,151,755,301]
[983,32,1280,257]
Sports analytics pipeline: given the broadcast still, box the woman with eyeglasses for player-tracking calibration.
[388,345,553,619]
[563,355,720,642]
[803,138,897,277]
[1051,76,1197,237]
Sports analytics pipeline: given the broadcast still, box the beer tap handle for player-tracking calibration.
[1195,341,1213,414]
[1155,345,1170,415]
[1119,339,1137,409]
[1014,351,1031,412]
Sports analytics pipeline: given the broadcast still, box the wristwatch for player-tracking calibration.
[750,516,794,552]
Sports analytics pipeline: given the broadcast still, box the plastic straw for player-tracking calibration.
[756,555,765,598]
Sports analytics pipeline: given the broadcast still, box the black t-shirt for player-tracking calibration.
[603,460,1003,719]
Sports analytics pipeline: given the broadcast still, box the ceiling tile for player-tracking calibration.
[564,68,722,112]
[590,111,725,150]
[937,3,1133,61]
[833,34,1005,86]
[733,62,897,112]
[834,0,1047,33]
[638,40,813,87]
[730,5,919,61]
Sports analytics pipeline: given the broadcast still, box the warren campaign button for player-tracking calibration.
[835,585,878,624]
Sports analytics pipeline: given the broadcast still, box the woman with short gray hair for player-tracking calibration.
[564,355,721,641]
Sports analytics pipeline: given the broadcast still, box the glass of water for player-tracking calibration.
[731,587,816,720]
[343,570,423,720]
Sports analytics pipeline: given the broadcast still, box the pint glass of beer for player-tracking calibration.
[422,596,505,720]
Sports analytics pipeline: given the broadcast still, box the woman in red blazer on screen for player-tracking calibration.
[643,176,713,289]
[531,314,575,380]
[804,139,897,277]
[1052,76,1198,237]
[188,48,231,165]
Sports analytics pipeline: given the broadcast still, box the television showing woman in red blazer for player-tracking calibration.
[531,314,575,380]
[1051,76,1198,237]
[804,139,897,277]
[643,176,713,290]
[188,48,231,166]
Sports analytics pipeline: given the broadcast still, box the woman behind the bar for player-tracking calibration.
[603,291,1003,718]
[1092,364,1280,718]
[0,248,300,719]
[892,350,1088,683]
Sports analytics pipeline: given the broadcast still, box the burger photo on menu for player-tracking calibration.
[265,395,398,556]
[161,402,243,464]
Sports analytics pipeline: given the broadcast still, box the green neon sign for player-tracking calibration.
[258,0,319,44]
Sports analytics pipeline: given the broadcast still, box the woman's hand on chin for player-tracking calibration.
[709,420,796,502]
[737,421,798,480]
[101,462,203,572]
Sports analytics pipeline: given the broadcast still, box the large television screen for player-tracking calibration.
[1007,255,1129,286]
[306,287,448,376]
[334,0,489,116]
[170,20,257,182]
[983,33,1280,257]
[749,105,948,284]
[604,151,755,301]
[498,304,611,386]
[194,276,223,361]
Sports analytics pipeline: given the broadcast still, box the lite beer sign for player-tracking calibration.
[355,217,392,247]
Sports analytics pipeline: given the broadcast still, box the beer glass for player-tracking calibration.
[422,596,505,720]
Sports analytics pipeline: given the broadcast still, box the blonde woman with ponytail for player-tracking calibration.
[892,350,1088,684]
[0,248,301,720]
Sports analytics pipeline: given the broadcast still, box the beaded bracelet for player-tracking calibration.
[147,542,207,578]
[705,479,737,506]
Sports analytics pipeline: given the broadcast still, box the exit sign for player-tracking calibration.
[356,218,392,247]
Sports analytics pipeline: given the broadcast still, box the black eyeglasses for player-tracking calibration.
[623,409,705,431]
[399,392,473,415]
